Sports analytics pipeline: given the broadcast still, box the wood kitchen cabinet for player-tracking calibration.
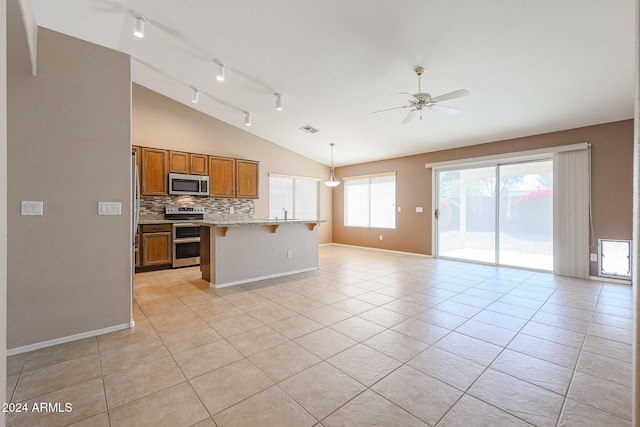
[209,156,236,198]
[236,159,259,199]
[169,151,209,176]
[169,151,190,174]
[141,224,172,266]
[141,148,169,196]
[190,154,209,175]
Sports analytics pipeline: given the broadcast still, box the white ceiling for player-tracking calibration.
[29,0,635,167]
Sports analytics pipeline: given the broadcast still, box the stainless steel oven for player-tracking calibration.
[173,223,201,267]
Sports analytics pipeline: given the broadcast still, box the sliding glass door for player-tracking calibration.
[437,167,496,263]
[498,161,553,270]
[436,159,553,271]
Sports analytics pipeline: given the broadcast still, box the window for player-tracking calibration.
[269,174,319,219]
[344,172,396,228]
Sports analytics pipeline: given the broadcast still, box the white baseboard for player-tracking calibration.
[328,243,433,257]
[210,267,319,289]
[7,322,131,356]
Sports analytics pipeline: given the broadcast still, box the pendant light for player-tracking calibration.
[324,143,340,187]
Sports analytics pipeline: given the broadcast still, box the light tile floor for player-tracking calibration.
[6,245,634,426]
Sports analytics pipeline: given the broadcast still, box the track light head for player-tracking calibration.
[133,15,146,38]
[244,112,252,126]
[216,61,225,82]
[275,93,283,111]
[191,87,200,104]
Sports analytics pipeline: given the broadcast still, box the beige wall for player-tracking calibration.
[133,84,333,244]
[333,120,634,277]
[7,17,132,349]
[1,0,8,419]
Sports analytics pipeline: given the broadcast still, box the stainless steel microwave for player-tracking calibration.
[169,173,210,196]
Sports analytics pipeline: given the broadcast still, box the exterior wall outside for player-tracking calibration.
[7,20,132,349]
[133,84,333,244]
[333,120,634,277]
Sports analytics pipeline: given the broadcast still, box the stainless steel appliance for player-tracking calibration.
[165,205,205,267]
[168,173,210,196]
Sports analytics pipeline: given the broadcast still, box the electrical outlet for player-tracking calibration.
[590,253,598,262]
[379,235,383,240]
[416,207,423,213]
[397,207,402,212]
[287,250,293,258]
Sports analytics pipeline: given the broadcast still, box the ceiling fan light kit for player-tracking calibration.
[373,66,470,123]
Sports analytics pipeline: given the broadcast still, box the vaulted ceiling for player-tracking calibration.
[29,0,635,166]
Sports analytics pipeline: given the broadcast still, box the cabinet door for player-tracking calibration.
[142,232,172,266]
[132,146,142,174]
[236,160,259,199]
[209,156,236,198]
[190,154,209,175]
[169,151,190,174]
[141,148,169,196]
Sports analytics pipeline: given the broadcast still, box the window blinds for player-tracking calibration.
[344,172,396,228]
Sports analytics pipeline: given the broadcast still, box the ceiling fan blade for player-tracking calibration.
[430,104,461,116]
[372,105,409,114]
[397,92,419,101]
[401,109,417,124]
[430,89,470,104]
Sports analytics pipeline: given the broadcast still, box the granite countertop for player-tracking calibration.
[138,215,326,226]
[201,218,327,227]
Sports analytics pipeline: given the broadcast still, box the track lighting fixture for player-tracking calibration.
[133,15,146,38]
[324,143,340,187]
[275,93,283,111]
[244,112,252,126]
[216,61,225,82]
[191,87,200,104]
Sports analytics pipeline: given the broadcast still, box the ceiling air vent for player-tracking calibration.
[300,125,319,134]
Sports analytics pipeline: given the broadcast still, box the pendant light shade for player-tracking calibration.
[216,61,225,82]
[275,93,283,111]
[133,15,145,38]
[324,143,340,187]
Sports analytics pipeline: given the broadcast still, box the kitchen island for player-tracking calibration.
[200,219,326,288]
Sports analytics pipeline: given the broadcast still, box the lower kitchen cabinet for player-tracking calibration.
[141,224,172,266]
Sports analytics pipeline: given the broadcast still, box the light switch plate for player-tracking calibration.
[22,201,43,216]
[416,207,423,213]
[99,202,122,215]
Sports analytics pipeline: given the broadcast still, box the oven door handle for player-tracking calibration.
[174,238,201,244]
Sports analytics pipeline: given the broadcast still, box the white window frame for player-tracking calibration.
[268,173,320,220]
[344,171,397,229]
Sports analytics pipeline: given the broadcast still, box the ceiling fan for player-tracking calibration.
[373,67,470,124]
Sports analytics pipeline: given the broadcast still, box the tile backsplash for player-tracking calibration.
[140,195,254,218]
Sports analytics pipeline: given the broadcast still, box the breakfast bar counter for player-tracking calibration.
[199,219,326,288]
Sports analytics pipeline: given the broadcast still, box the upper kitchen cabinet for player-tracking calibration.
[169,151,189,174]
[132,146,142,174]
[141,148,169,196]
[170,151,209,176]
[190,154,209,175]
[236,160,259,199]
[209,156,236,198]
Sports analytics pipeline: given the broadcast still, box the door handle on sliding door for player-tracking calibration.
[434,208,439,220]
